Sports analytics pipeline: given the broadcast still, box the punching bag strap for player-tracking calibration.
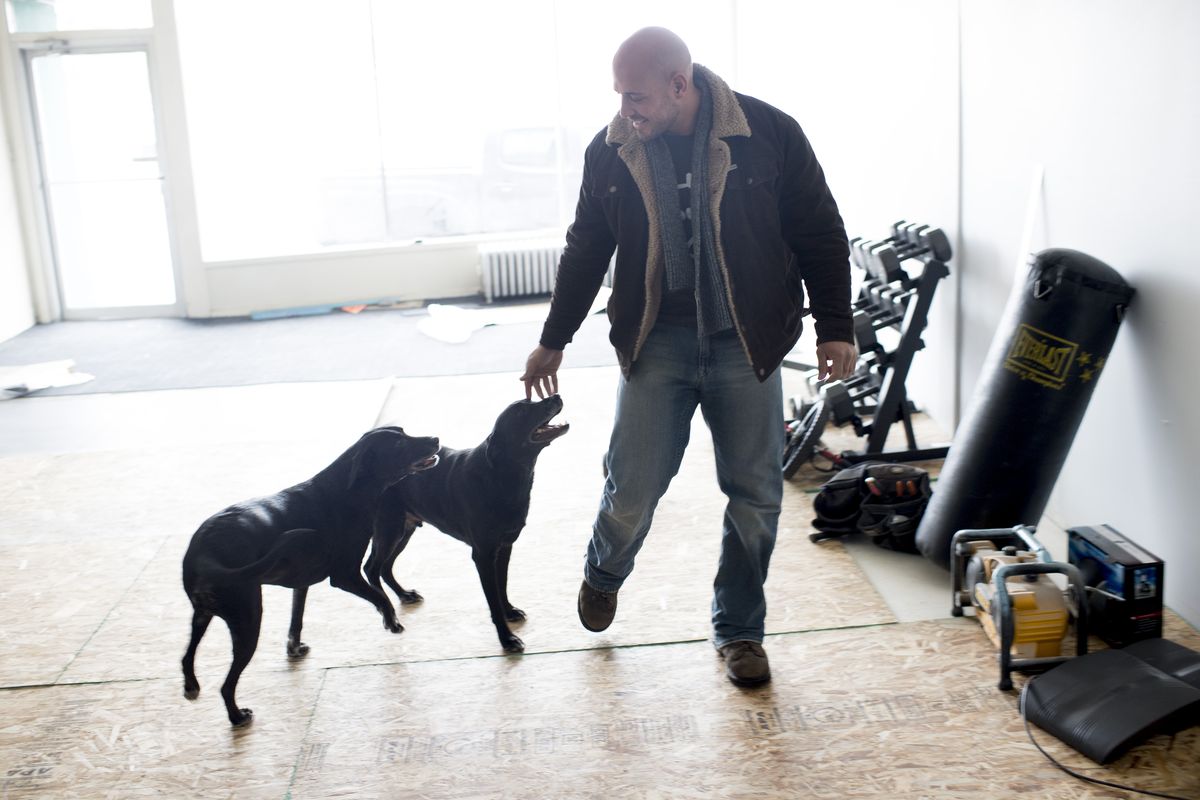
[1032,261,1062,300]
[1036,253,1136,300]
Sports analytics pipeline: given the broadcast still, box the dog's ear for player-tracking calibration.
[483,433,499,466]
[347,431,379,490]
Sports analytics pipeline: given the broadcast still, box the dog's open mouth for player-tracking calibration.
[412,454,440,471]
[530,422,569,444]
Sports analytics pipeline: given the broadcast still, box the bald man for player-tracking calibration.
[522,27,856,686]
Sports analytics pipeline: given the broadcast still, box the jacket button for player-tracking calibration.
[747,177,754,185]
[608,185,617,193]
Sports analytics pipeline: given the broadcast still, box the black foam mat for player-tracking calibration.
[0,304,616,396]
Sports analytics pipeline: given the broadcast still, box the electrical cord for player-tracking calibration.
[1020,676,1197,800]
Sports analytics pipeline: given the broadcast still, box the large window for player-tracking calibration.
[175,0,733,261]
[5,0,152,32]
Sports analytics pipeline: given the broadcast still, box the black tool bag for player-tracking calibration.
[810,462,932,553]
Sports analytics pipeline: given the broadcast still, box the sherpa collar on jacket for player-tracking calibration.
[601,64,753,366]
[605,64,751,147]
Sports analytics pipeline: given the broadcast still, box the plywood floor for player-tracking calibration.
[1,366,1197,799]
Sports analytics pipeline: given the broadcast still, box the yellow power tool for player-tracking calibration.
[951,525,1089,689]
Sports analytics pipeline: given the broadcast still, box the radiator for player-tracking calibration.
[479,240,613,303]
[479,241,563,302]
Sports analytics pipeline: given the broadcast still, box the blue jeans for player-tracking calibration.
[585,324,784,647]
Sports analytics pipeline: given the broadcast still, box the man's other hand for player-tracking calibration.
[816,340,858,382]
[521,345,564,399]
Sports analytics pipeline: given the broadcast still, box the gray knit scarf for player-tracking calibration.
[644,75,733,336]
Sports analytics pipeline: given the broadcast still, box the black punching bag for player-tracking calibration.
[915,249,1134,568]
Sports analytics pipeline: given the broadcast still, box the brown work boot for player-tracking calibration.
[717,640,771,686]
[577,580,617,632]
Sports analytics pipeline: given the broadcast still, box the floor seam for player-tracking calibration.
[309,623,908,674]
[51,533,172,685]
[284,667,329,800]
[0,622,914,692]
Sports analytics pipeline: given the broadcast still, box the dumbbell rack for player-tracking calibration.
[783,220,952,473]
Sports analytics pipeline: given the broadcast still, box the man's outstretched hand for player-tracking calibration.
[816,340,858,382]
[521,345,563,400]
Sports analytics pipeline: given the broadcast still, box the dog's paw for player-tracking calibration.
[398,590,423,605]
[505,607,527,622]
[384,618,405,634]
[183,684,200,701]
[501,634,525,654]
[230,708,254,728]
[286,641,310,659]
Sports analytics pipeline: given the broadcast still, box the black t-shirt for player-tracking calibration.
[656,132,698,327]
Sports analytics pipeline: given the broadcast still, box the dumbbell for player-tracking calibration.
[897,226,953,263]
[822,381,861,427]
[882,222,935,258]
[851,237,882,271]
[864,288,914,329]
[853,310,882,353]
[865,280,894,311]
[853,224,916,271]
[872,227,953,274]
[899,222,931,248]
[850,239,889,311]
[802,353,876,404]
[853,312,907,357]
[867,234,928,284]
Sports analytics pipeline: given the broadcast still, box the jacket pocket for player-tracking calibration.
[589,161,632,199]
[724,158,780,192]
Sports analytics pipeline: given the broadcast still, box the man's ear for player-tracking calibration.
[673,74,686,96]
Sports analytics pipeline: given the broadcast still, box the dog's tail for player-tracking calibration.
[200,528,322,584]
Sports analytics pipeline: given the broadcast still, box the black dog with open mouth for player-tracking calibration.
[181,426,440,727]
[365,396,569,653]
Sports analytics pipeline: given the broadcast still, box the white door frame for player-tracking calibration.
[15,29,185,320]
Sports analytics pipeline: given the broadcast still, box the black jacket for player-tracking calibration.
[540,65,852,381]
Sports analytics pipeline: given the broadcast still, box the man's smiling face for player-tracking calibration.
[613,62,682,142]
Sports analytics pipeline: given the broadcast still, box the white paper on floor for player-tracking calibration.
[0,359,95,399]
[417,287,611,344]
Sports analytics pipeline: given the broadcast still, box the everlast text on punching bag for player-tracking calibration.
[915,249,1135,568]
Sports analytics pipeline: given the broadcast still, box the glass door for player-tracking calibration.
[26,46,179,316]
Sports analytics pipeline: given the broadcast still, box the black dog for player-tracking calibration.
[365,396,568,653]
[181,426,439,727]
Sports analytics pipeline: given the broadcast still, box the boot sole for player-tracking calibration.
[725,670,772,687]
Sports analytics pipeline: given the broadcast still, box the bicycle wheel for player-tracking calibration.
[783,398,830,479]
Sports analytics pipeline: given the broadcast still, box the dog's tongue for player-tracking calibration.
[533,421,569,441]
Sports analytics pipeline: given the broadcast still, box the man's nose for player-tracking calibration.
[619,97,634,118]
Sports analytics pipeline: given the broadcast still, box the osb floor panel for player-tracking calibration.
[6,367,893,688]
[2,366,1198,798]
[3,621,1199,799]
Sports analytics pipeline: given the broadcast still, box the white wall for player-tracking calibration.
[959,0,1200,627]
[4,5,1197,629]
[202,243,483,317]
[736,0,961,426]
[0,55,35,343]
[200,0,966,329]
[206,1,964,324]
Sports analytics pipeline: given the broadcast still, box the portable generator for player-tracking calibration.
[1067,524,1164,647]
[951,525,1089,689]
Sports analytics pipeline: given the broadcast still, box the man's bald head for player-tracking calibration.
[612,27,700,140]
[613,26,692,84]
